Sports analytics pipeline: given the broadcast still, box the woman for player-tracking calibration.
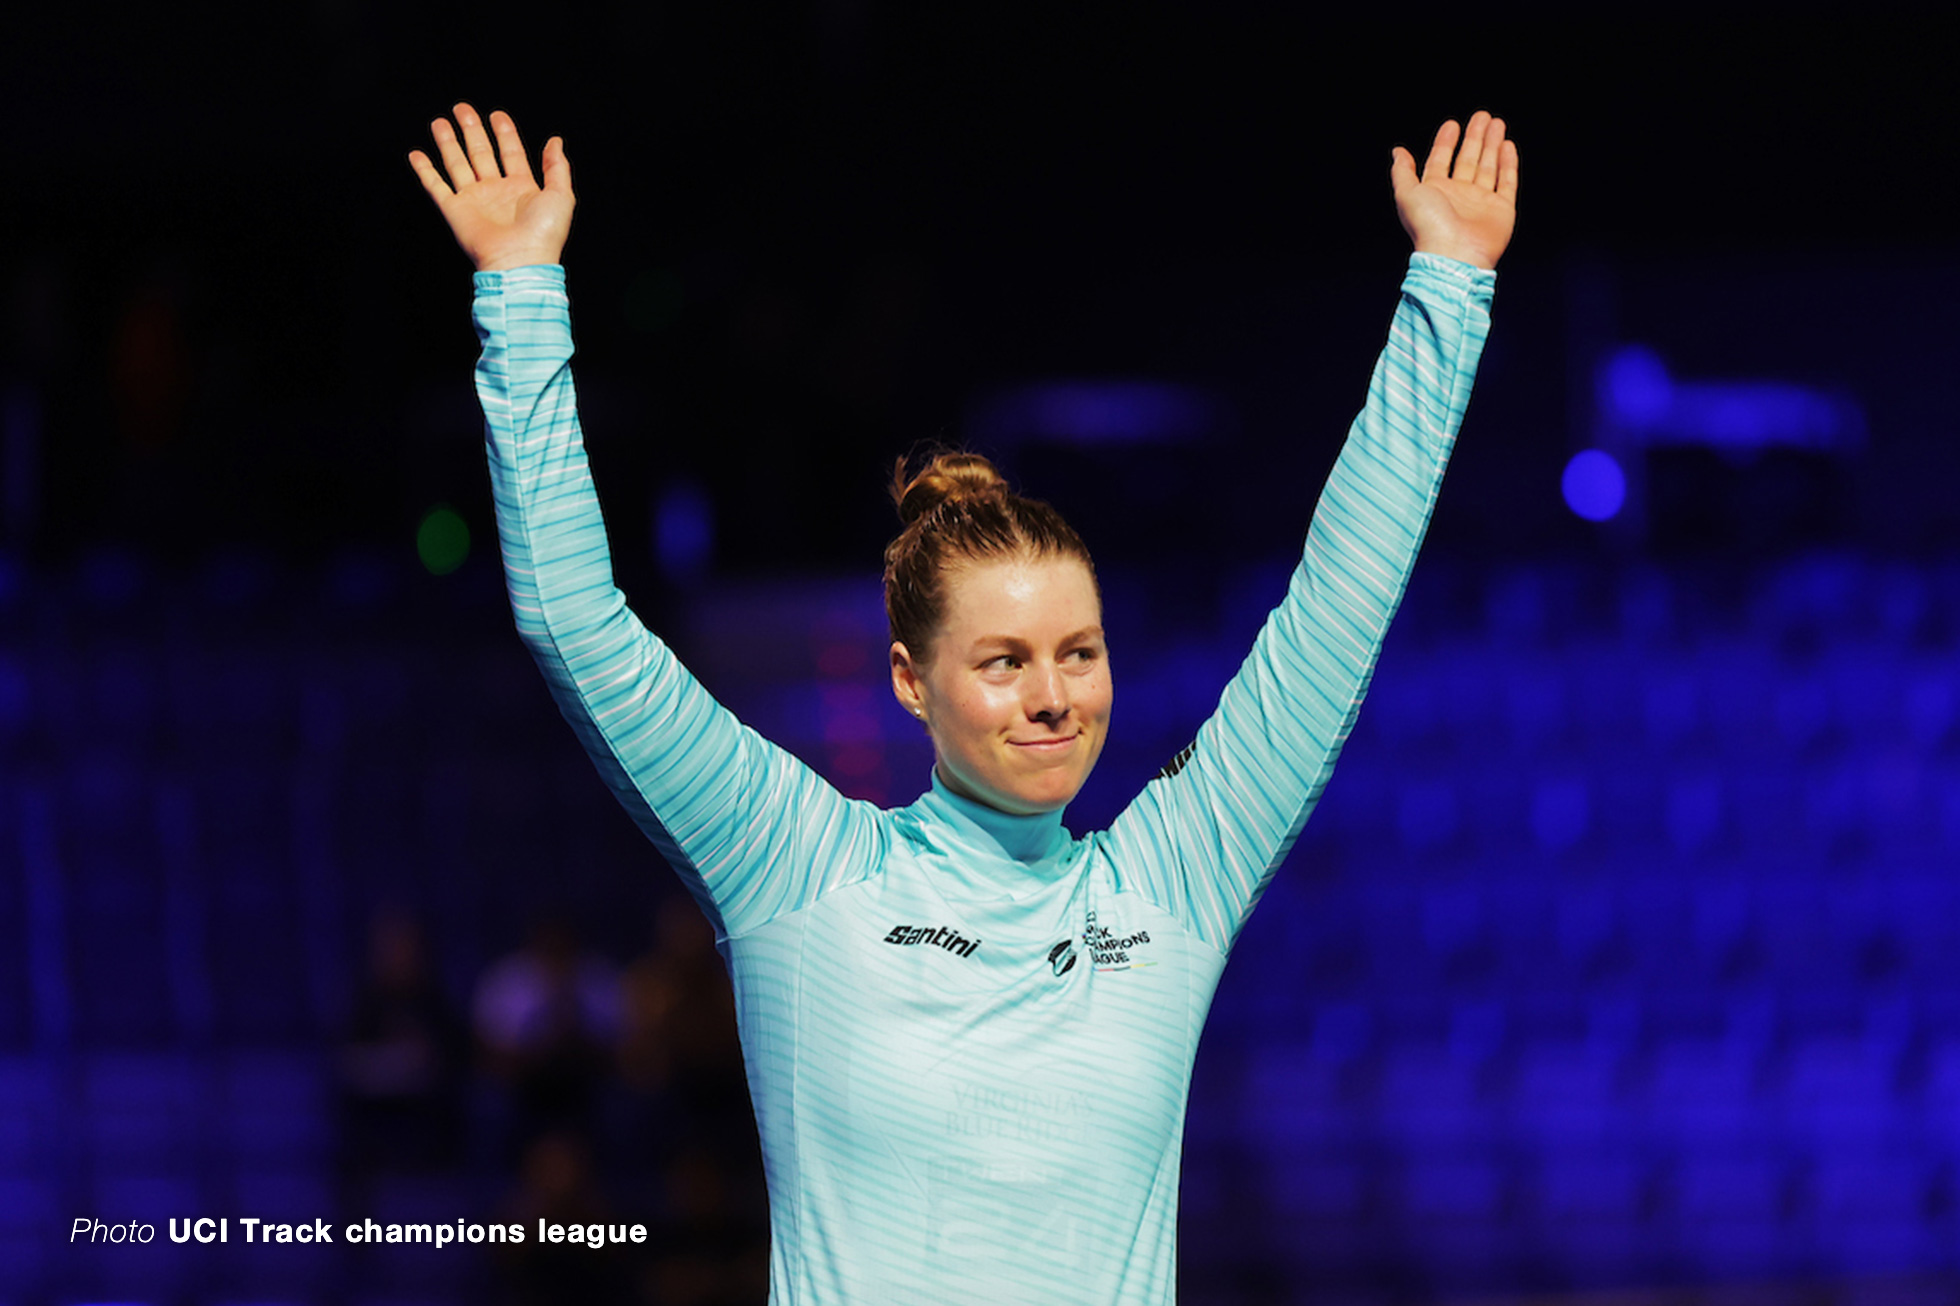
[411,103,1515,1303]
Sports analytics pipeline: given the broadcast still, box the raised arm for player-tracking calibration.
[411,107,885,938]
[1103,114,1514,952]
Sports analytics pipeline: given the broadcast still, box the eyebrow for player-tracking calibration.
[969,626,1106,653]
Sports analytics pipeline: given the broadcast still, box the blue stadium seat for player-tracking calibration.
[78,1052,205,1172]
[1776,1036,1904,1151]
[0,1056,60,1195]
[1899,659,1957,751]
[81,641,165,754]
[1520,1147,1652,1284]
[1390,1152,1513,1282]
[1498,654,1572,755]
[1800,1153,1938,1274]
[1526,773,1592,855]
[1661,1149,1796,1278]
[1257,1150,1375,1268]
[1239,1042,1359,1153]
[1373,1043,1495,1153]
[0,1174,56,1301]
[1636,1040,1771,1150]
[1662,769,1727,858]
[212,1050,332,1170]
[1640,663,1705,755]
[1507,1042,1629,1152]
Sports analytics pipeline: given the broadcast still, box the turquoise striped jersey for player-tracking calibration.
[472,252,1494,1304]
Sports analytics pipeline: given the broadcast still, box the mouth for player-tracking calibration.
[1007,734,1080,754]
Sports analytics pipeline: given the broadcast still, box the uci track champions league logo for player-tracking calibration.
[1084,910,1155,972]
[1049,911,1158,979]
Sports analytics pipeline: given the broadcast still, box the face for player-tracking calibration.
[891,553,1111,816]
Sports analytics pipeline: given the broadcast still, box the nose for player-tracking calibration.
[1025,661,1069,722]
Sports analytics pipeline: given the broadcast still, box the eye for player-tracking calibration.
[984,654,1021,671]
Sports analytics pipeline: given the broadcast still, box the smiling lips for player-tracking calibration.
[1008,734,1080,752]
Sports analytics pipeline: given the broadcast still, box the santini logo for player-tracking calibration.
[883,924,981,959]
[1048,940,1078,977]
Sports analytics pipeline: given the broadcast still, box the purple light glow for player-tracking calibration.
[1562,450,1626,522]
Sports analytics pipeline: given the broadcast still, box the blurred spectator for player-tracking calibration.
[474,916,622,1149]
[643,1143,770,1306]
[618,896,769,1303]
[111,271,192,455]
[618,895,746,1127]
[493,1129,635,1306]
[337,904,468,1180]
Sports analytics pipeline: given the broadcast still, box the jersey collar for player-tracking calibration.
[910,770,1075,871]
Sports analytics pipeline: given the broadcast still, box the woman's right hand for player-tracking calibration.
[409,103,574,272]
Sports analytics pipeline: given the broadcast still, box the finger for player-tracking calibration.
[541,135,574,196]
[1474,115,1507,189]
[453,102,502,181]
[1389,145,1418,195]
[490,110,535,186]
[1497,138,1520,205]
[1452,110,1491,182]
[1422,120,1459,183]
[407,149,456,203]
[431,116,474,188]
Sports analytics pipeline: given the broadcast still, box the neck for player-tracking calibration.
[926,770,1069,865]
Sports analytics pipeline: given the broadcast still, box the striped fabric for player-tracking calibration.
[473,252,1492,1305]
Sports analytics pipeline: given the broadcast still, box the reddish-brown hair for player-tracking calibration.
[883,450,1096,663]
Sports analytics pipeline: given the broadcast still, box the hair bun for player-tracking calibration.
[890,451,1009,526]
[883,447,1096,661]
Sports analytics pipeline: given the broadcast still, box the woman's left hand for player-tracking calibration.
[1390,111,1519,270]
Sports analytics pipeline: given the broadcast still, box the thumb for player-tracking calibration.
[542,136,575,196]
[1389,146,1417,195]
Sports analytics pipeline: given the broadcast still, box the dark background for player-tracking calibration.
[5,6,1960,1306]
[7,7,1950,571]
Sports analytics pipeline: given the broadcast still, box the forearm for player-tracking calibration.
[1108,253,1494,949]
[473,266,717,893]
[473,267,676,699]
[1270,252,1493,700]
[472,267,883,931]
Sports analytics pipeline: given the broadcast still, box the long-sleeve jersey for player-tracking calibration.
[471,252,1494,1304]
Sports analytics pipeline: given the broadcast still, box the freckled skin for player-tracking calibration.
[890,555,1112,816]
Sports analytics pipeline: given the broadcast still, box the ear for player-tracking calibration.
[890,642,928,725]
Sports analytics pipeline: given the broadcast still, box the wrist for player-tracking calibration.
[1411,239,1497,272]
[473,264,566,294]
[474,246,568,272]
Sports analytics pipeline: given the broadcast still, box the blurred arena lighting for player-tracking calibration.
[655,479,714,583]
[1562,449,1627,522]
[415,504,470,576]
[1598,344,1867,458]
[967,380,1216,446]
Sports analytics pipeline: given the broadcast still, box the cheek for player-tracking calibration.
[939,684,1010,735]
[1079,670,1114,719]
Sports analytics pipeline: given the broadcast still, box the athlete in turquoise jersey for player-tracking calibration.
[413,104,1517,1303]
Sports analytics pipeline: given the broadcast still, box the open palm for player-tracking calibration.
[409,104,574,272]
[1390,112,1518,271]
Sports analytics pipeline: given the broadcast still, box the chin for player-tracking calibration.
[943,751,1099,816]
[1004,769,1092,815]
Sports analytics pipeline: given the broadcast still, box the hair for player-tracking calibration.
[883,450,1096,663]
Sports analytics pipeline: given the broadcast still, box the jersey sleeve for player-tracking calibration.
[472,265,886,939]
[1101,252,1494,953]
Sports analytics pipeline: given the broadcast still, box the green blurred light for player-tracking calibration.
[417,505,470,576]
